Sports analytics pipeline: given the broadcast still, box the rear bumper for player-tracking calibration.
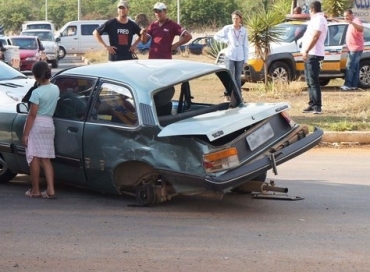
[204,127,323,193]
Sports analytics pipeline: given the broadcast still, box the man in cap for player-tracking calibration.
[93,0,144,61]
[141,2,192,59]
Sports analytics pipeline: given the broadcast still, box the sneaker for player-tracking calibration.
[351,87,358,90]
[313,107,322,114]
[340,85,351,91]
[302,106,314,113]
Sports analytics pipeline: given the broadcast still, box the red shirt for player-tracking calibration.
[147,19,185,59]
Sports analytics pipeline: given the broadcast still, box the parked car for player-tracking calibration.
[20,29,60,68]
[0,60,34,105]
[216,17,370,88]
[0,36,21,70]
[0,60,323,206]
[4,36,46,72]
[179,36,214,55]
[55,20,109,58]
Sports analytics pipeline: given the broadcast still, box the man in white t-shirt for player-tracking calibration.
[301,1,328,114]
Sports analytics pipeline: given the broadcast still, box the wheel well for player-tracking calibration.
[267,54,296,79]
[113,161,159,188]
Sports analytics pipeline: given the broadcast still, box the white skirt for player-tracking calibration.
[26,115,55,164]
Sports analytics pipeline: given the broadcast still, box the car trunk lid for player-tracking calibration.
[158,102,291,141]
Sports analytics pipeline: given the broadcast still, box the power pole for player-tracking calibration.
[177,0,180,24]
[78,0,81,21]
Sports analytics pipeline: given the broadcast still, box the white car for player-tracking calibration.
[20,29,60,68]
[0,60,35,106]
[216,18,370,89]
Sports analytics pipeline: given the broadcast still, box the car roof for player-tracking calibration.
[59,59,225,91]
[10,35,39,40]
[21,29,53,33]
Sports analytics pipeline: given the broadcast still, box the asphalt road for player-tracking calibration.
[0,147,369,272]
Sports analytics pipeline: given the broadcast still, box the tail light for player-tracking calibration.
[203,148,239,173]
[280,111,296,127]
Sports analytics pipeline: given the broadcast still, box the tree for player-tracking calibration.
[322,0,353,17]
[245,1,287,86]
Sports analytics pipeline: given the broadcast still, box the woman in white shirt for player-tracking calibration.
[214,10,248,99]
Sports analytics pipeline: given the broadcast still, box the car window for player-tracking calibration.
[364,26,370,42]
[11,38,37,49]
[26,24,52,30]
[0,61,27,80]
[22,31,54,41]
[275,23,306,42]
[91,83,138,126]
[53,77,96,120]
[326,25,346,46]
[81,24,100,35]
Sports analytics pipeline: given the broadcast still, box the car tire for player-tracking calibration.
[358,60,370,89]
[51,59,58,68]
[58,46,66,60]
[319,78,331,86]
[231,172,267,194]
[268,61,291,83]
[0,156,17,183]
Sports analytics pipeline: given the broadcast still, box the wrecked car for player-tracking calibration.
[0,60,323,205]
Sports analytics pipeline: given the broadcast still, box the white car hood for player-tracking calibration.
[158,102,291,141]
[0,78,35,104]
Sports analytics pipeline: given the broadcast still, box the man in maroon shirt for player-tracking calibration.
[141,2,192,59]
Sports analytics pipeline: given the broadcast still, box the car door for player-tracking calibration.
[59,24,79,54]
[52,76,97,186]
[321,24,347,75]
[83,81,139,193]
[79,23,106,53]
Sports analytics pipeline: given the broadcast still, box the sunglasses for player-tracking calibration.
[118,6,127,9]
[154,9,163,13]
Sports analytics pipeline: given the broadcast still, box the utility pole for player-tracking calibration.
[177,0,180,24]
[45,0,48,20]
[78,0,81,21]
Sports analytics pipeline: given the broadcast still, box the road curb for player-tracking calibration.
[322,131,370,144]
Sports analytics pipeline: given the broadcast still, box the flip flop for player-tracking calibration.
[41,191,57,199]
[25,189,41,198]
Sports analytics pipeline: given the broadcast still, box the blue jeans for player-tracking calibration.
[304,55,324,109]
[225,58,244,95]
[344,51,363,88]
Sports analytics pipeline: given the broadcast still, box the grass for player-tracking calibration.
[82,50,370,132]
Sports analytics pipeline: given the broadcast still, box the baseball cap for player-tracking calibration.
[153,2,167,10]
[117,0,129,8]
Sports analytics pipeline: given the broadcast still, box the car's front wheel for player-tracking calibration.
[0,156,17,183]
[358,60,370,89]
[51,59,58,68]
[268,61,291,83]
[58,46,66,60]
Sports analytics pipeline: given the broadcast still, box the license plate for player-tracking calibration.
[246,123,274,151]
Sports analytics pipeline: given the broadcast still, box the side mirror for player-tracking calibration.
[55,37,61,42]
[16,103,29,113]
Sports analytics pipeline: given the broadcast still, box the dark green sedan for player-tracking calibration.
[0,60,323,206]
